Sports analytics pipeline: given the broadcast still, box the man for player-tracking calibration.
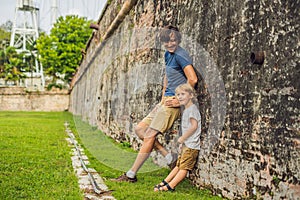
[112,25,198,182]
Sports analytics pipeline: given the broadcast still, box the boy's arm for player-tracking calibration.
[178,117,198,143]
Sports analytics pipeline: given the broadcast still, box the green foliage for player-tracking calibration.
[0,21,12,49]
[0,47,27,84]
[0,21,39,85]
[46,82,63,90]
[0,20,13,32]
[0,29,10,49]
[37,15,93,85]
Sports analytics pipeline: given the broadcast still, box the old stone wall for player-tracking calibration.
[69,0,299,199]
[0,87,69,111]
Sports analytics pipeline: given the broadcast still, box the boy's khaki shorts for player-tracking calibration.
[142,96,180,134]
[176,146,199,170]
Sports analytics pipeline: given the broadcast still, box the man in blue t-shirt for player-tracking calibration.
[112,25,198,183]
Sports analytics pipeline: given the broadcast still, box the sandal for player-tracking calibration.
[154,183,175,192]
[154,180,168,190]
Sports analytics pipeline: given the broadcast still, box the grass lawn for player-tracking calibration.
[0,111,223,200]
[0,111,83,200]
[71,116,224,200]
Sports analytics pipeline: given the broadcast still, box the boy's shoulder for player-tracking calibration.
[186,104,201,117]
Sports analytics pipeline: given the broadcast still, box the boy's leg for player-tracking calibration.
[164,166,180,183]
[154,166,180,191]
[154,169,187,191]
[165,147,199,189]
[166,169,188,189]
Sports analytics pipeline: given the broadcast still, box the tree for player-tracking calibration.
[0,20,13,32]
[0,47,26,85]
[36,15,92,87]
[0,21,33,85]
[0,21,11,50]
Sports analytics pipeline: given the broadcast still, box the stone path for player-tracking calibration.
[65,122,115,200]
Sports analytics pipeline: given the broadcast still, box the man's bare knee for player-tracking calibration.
[135,122,148,139]
[144,128,158,139]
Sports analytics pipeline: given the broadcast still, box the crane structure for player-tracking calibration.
[10,0,45,90]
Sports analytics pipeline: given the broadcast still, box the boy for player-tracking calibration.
[154,83,201,191]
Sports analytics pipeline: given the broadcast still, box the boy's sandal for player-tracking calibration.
[157,183,175,192]
[154,180,168,190]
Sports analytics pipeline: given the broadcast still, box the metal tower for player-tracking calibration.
[10,0,45,89]
[51,0,58,27]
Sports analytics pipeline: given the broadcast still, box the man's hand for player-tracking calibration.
[164,97,180,107]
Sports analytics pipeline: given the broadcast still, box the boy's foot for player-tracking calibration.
[110,173,137,183]
[154,180,168,190]
[154,183,175,192]
[168,153,178,169]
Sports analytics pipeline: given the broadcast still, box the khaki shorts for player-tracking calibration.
[176,146,199,170]
[142,96,180,133]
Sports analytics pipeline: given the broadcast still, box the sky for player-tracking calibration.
[0,0,107,33]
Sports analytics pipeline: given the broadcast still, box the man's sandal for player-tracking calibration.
[154,183,175,192]
[153,180,168,190]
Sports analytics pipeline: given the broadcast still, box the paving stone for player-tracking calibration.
[65,125,115,200]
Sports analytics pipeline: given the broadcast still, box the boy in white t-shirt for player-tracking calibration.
[154,83,201,192]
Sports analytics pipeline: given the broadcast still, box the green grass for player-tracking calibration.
[0,111,83,200]
[0,112,223,200]
[70,116,224,200]
[73,116,161,173]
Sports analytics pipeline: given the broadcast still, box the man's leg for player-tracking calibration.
[135,122,169,156]
[111,127,158,183]
[130,128,158,173]
[135,122,177,168]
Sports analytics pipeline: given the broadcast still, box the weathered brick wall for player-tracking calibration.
[0,87,69,111]
[69,0,299,199]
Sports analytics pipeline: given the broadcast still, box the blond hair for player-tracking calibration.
[175,83,198,103]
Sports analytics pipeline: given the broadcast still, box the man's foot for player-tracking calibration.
[110,173,137,183]
[168,153,178,169]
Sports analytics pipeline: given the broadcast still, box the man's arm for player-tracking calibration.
[183,65,198,87]
[164,65,198,108]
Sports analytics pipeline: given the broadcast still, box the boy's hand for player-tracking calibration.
[178,143,183,153]
[178,136,184,144]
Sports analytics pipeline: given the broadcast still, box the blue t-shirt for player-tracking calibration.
[164,46,193,96]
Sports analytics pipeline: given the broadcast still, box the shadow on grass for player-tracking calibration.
[70,115,224,200]
[73,115,161,173]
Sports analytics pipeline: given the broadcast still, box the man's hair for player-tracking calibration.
[160,25,182,43]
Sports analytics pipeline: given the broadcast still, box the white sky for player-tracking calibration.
[0,0,107,33]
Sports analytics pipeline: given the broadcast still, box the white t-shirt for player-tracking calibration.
[181,104,201,150]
